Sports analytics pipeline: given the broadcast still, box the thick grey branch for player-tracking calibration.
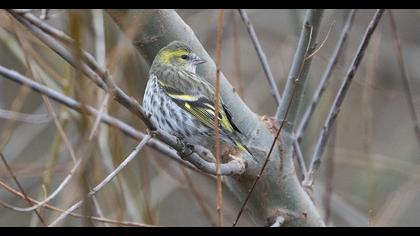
[275,9,324,123]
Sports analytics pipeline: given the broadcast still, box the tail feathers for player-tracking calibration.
[233,140,259,163]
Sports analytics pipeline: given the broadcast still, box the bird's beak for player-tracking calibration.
[193,54,207,65]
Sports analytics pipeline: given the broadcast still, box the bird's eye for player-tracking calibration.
[181,54,189,60]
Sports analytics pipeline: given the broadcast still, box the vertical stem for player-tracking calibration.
[214,9,225,227]
[275,9,324,122]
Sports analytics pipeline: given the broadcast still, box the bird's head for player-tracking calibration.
[153,41,206,73]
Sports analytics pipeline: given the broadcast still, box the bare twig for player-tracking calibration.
[0,152,47,225]
[238,9,282,105]
[214,9,225,227]
[304,20,335,61]
[303,9,385,187]
[0,108,50,124]
[0,158,82,212]
[88,93,110,140]
[48,134,152,226]
[0,180,154,227]
[293,134,307,180]
[232,76,300,227]
[389,10,420,147]
[296,9,357,141]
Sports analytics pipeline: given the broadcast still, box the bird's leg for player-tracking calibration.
[177,139,195,159]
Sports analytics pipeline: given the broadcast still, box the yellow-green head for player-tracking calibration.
[152,41,206,73]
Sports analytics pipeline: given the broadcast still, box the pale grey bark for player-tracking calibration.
[106,9,324,226]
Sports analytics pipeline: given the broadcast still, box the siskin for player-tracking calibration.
[143,41,256,162]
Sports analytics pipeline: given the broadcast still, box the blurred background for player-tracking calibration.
[0,9,419,226]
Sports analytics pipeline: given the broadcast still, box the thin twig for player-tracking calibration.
[48,134,152,226]
[304,20,336,61]
[0,180,154,227]
[296,9,357,141]
[0,158,82,212]
[238,9,282,105]
[88,9,109,141]
[293,134,307,180]
[389,10,420,147]
[0,108,50,124]
[303,9,385,187]
[0,152,47,225]
[232,76,300,227]
[88,93,110,140]
[214,9,225,227]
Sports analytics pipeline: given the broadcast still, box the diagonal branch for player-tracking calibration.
[0,152,47,225]
[238,9,282,105]
[48,134,152,226]
[0,179,154,227]
[303,9,385,187]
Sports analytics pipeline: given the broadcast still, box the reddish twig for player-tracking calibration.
[214,9,225,227]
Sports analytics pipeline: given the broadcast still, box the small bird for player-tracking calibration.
[143,41,256,162]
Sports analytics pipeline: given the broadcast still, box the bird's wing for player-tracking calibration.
[154,70,241,135]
